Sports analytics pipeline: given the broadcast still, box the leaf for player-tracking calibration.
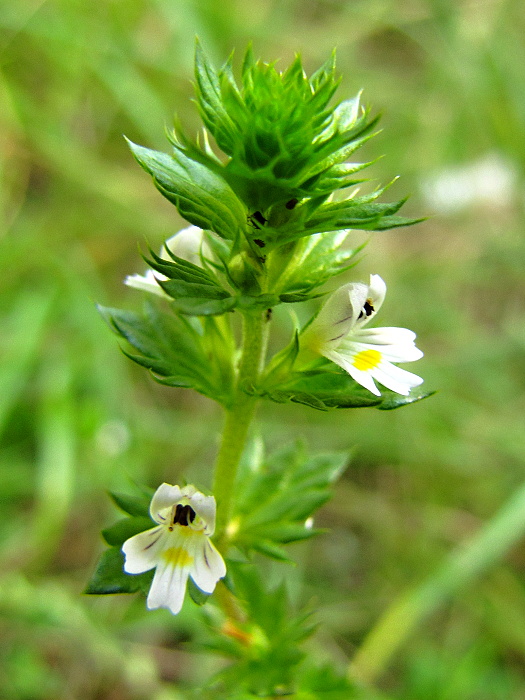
[102,516,154,546]
[109,491,151,517]
[378,389,436,410]
[187,577,212,606]
[259,369,434,411]
[127,139,246,241]
[232,442,349,560]
[194,40,240,155]
[279,292,319,303]
[98,303,233,404]
[158,278,231,300]
[251,540,292,561]
[85,547,153,595]
[249,522,325,544]
[169,295,237,316]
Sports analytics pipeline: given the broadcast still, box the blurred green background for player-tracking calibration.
[2,0,525,698]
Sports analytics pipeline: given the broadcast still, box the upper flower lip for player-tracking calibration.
[319,274,387,346]
[150,483,217,535]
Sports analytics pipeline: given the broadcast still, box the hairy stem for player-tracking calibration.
[213,310,267,538]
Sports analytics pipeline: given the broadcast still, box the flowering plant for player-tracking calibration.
[87,42,431,697]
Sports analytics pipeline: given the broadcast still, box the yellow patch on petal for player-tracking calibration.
[162,546,194,568]
[352,349,382,371]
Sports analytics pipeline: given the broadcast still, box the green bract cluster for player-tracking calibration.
[126,41,420,305]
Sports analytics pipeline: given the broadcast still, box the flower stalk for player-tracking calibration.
[213,309,267,538]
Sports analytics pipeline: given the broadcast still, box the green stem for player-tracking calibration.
[348,478,525,686]
[213,310,266,538]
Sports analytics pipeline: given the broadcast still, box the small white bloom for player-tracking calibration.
[302,274,423,397]
[122,483,226,615]
[124,225,205,297]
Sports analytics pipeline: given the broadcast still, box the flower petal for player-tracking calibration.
[324,349,382,396]
[164,225,204,265]
[186,491,217,535]
[122,526,166,574]
[124,270,168,297]
[373,361,424,395]
[367,274,387,313]
[150,483,184,523]
[303,282,366,351]
[354,326,418,346]
[190,539,227,593]
[344,333,423,363]
[146,557,190,615]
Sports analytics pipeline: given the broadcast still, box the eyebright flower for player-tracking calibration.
[302,274,423,396]
[124,225,205,296]
[122,483,226,615]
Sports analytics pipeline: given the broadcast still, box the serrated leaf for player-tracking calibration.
[194,40,241,155]
[98,303,233,403]
[232,442,349,561]
[102,516,154,546]
[85,547,153,595]
[251,540,292,562]
[378,389,436,410]
[158,278,231,300]
[259,369,433,411]
[127,139,246,240]
[169,295,237,316]
[147,247,219,285]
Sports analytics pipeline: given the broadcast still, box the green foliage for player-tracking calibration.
[191,42,375,211]
[86,487,154,596]
[131,41,418,287]
[231,442,348,560]
[145,245,237,313]
[97,301,236,406]
[203,563,316,696]
[127,139,247,242]
[85,547,154,596]
[261,352,433,411]
[199,563,369,699]
[267,230,363,299]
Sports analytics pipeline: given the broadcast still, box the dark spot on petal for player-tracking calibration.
[172,504,196,527]
[285,198,298,210]
[358,299,375,320]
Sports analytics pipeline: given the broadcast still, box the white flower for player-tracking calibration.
[302,274,423,397]
[124,225,205,297]
[122,483,226,615]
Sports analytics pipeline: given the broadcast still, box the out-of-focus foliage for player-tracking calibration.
[2,0,525,698]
